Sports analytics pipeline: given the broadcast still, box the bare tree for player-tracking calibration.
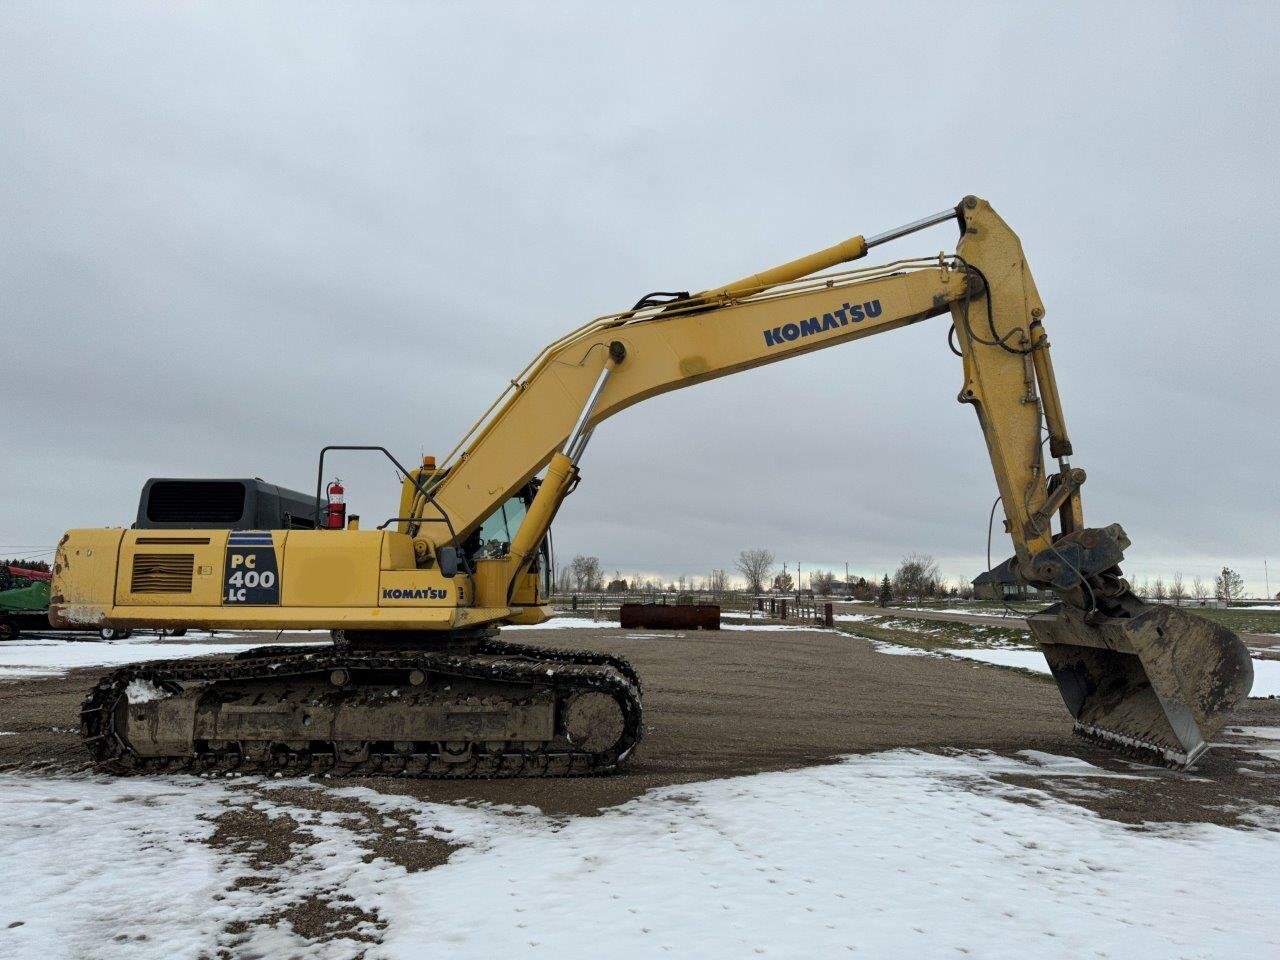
[1152,577,1166,602]
[569,555,603,591]
[1192,575,1208,603]
[555,565,573,593]
[1215,566,1245,605]
[812,570,838,596]
[1169,572,1186,606]
[708,569,729,596]
[892,553,940,604]
[735,548,775,594]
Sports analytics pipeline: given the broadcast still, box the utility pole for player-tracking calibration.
[1266,559,1271,599]
[797,562,802,597]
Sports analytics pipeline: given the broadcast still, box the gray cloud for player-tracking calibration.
[2,3,1276,592]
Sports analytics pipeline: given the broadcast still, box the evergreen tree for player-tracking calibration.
[878,574,892,608]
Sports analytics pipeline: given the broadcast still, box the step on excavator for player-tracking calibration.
[52,196,1253,777]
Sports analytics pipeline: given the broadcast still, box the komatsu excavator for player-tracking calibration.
[52,196,1253,777]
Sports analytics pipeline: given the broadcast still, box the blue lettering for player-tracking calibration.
[761,301,885,346]
[382,587,447,600]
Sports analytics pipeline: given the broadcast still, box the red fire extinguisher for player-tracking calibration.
[325,479,346,529]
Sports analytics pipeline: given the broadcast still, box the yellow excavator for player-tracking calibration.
[53,196,1253,777]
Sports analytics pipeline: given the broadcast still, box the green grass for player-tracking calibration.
[1177,606,1280,635]
[833,616,1056,684]
[834,614,1029,653]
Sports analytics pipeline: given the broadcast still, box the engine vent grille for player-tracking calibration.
[130,554,195,593]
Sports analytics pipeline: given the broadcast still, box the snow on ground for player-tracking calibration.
[940,647,1280,698]
[2,750,1277,960]
[1223,727,1280,761]
[719,623,834,633]
[942,646,1053,674]
[864,638,938,657]
[503,618,618,630]
[0,637,324,680]
[512,618,840,634]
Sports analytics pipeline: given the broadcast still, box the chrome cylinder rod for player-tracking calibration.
[564,366,613,463]
[865,208,958,250]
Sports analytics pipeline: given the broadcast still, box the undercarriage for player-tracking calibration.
[80,634,642,778]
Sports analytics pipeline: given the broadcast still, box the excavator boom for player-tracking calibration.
[53,196,1253,775]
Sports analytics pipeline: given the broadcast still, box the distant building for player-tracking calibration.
[972,568,1048,601]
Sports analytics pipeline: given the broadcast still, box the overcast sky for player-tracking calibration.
[3,2,1277,593]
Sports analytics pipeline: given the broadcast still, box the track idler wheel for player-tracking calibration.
[562,692,627,753]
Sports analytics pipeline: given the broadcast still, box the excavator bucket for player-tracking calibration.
[1028,602,1254,767]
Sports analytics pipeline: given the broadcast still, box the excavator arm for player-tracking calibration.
[421,198,1091,603]
[414,195,1253,766]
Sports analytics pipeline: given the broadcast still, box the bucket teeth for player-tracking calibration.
[1072,722,1207,770]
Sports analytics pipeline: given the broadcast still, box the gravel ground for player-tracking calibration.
[1,626,1276,823]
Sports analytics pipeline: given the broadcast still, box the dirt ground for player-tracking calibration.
[2,626,1277,825]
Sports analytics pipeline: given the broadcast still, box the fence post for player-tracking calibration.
[780,598,788,619]
[572,594,578,611]
[824,602,833,627]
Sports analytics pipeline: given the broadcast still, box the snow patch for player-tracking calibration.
[3,750,1278,959]
[502,618,617,631]
[941,648,1280,698]
[125,679,171,704]
[859,637,940,657]
[942,647,1051,673]
[0,638,326,680]
[719,623,835,633]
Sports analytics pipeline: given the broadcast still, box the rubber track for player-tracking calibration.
[80,644,642,779]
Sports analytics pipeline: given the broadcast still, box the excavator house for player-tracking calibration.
[52,196,1253,777]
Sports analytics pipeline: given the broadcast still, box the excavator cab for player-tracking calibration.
[466,484,554,602]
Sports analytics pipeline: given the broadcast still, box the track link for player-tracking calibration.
[80,643,642,779]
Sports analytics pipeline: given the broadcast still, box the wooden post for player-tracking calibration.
[824,602,834,627]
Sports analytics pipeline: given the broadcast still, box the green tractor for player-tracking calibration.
[1,562,181,642]
[0,564,53,641]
